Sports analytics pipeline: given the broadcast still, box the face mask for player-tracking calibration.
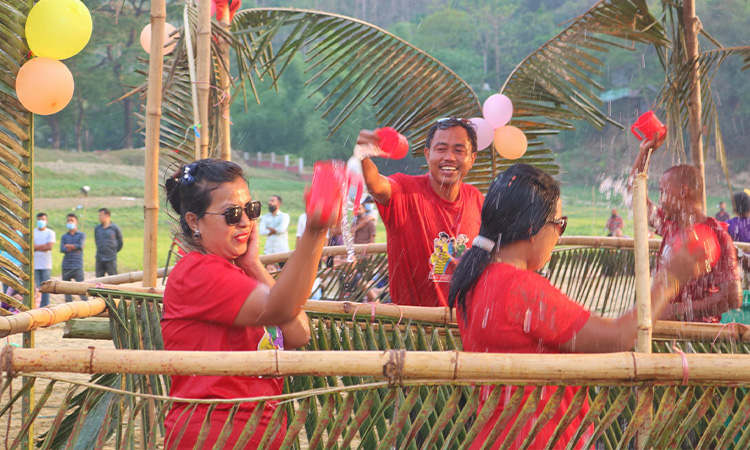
[364,203,374,212]
[66,222,76,231]
[268,205,277,213]
[37,220,46,229]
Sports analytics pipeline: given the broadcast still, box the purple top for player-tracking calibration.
[727,216,750,243]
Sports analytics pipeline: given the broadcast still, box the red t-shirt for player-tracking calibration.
[377,174,483,306]
[655,214,740,322]
[458,263,592,450]
[162,252,285,449]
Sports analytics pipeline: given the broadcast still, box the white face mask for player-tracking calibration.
[66,222,76,231]
[37,220,46,229]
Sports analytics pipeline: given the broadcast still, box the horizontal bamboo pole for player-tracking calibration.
[0,298,110,338]
[40,280,164,295]
[63,318,111,340]
[9,348,750,385]
[557,235,750,252]
[260,243,388,265]
[306,300,452,324]
[88,266,170,285]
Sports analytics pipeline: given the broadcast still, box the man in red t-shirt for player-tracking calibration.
[355,117,484,307]
[630,133,741,322]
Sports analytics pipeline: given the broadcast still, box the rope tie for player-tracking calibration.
[671,341,690,385]
[351,302,404,327]
[383,349,405,387]
[712,322,738,346]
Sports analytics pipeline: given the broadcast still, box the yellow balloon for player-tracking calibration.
[25,0,92,60]
[493,125,528,160]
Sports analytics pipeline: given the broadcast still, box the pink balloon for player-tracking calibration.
[469,117,494,150]
[493,125,527,160]
[483,94,513,129]
[210,0,216,17]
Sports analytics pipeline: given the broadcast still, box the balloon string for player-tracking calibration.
[192,81,233,124]
[174,124,202,152]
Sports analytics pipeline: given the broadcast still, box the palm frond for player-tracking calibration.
[463,0,670,188]
[0,0,33,315]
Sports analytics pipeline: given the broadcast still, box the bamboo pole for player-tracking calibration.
[183,2,201,160]
[89,267,170,285]
[0,297,109,338]
[217,9,231,160]
[261,243,388,265]
[63,318,111,340]
[196,0,211,159]
[632,174,652,354]
[142,0,168,289]
[683,0,706,212]
[9,348,750,385]
[40,280,164,295]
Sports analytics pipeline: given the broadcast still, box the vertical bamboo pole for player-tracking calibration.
[183,3,201,161]
[632,172,652,448]
[218,12,232,160]
[196,0,212,159]
[142,0,167,288]
[21,103,35,450]
[683,0,706,212]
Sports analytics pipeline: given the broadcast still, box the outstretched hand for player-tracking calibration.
[353,129,383,160]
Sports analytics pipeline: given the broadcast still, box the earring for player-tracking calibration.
[193,229,201,239]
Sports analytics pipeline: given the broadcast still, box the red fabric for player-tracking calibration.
[162,252,284,449]
[655,214,740,322]
[377,174,483,307]
[214,0,240,21]
[457,263,592,449]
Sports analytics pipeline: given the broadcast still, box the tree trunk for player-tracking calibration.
[48,115,60,149]
[683,0,706,212]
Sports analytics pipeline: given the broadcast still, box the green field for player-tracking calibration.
[32,148,729,276]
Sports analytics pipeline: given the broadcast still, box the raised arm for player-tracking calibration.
[628,131,666,228]
[356,129,392,205]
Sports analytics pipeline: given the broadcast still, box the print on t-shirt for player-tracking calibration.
[257,326,284,350]
[429,231,469,283]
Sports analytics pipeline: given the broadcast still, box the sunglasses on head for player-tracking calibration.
[204,201,262,225]
[547,216,568,236]
[437,117,472,126]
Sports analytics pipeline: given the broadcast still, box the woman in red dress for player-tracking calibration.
[448,164,708,449]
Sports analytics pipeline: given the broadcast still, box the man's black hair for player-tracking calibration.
[425,117,479,153]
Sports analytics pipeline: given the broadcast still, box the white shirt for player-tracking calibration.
[296,213,307,238]
[33,227,56,270]
[259,210,290,254]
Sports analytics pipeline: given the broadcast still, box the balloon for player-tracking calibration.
[469,117,494,150]
[482,94,513,129]
[211,0,216,17]
[140,23,179,55]
[25,0,92,60]
[493,125,527,160]
[15,57,74,115]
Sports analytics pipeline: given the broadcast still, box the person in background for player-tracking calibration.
[716,201,731,222]
[363,195,378,224]
[605,208,624,236]
[295,212,307,249]
[449,164,709,449]
[727,192,750,243]
[33,212,55,307]
[258,195,290,258]
[94,208,123,277]
[630,132,741,322]
[162,159,334,449]
[60,213,87,302]
[355,117,484,307]
[352,202,376,245]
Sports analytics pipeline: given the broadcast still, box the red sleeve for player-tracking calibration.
[169,254,259,326]
[505,271,591,346]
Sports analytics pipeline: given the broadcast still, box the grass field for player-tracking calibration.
[31,148,729,276]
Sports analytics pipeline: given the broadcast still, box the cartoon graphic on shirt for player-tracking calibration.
[429,232,470,282]
[258,326,284,350]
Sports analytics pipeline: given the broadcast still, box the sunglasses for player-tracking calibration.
[204,201,262,225]
[437,117,472,126]
[548,216,568,236]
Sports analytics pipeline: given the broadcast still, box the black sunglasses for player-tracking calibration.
[204,201,262,225]
[548,216,568,236]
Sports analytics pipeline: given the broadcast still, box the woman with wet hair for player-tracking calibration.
[448,164,708,449]
[162,159,334,449]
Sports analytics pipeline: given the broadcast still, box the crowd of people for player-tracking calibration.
[152,118,743,448]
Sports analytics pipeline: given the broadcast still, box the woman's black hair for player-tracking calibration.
[734,191,750,217]
[164,158,246,247]
[448,164,560,319]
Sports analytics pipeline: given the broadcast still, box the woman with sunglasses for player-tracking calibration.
[448,164,708,449]
[162,159,333,449]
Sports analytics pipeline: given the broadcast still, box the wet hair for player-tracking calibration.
[663,164,703,200]
[734,191,750,216]
[36,212,47,219]
[67,213,78,220]
[98,208,111,216]
[165,159,246,247]
[448,164,560,319]
[425,117,479,153]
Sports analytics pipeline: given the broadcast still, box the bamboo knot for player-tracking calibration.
[383,349,405,387]
[87,346,96,374]
[1,345,15,379]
